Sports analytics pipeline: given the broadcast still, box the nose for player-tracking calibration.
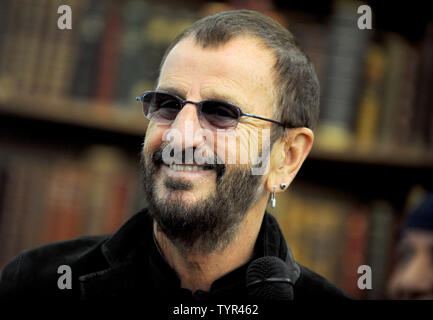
[169,102,206,150]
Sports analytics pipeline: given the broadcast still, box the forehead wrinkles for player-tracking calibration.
[159,36,276,118]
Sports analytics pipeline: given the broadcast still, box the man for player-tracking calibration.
[0,10,350,302]
[387,193,433,299]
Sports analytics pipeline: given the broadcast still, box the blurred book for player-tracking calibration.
[70,0,107,99]
[355,44,386,150]
[0,144,139,273]
[42,161,88,243]
[316,0,371,151]
[339,204,369,299]
[94,1,123,105]
[365,201,394,299]
[412,22,433,151]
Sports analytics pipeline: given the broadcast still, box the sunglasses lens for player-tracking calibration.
[141,92,182,123]
[202,101,240,129]
[139,92,240,129]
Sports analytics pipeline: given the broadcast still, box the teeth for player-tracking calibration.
[169,164,206,172]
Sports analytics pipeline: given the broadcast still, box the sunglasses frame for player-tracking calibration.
[136,90,295,130]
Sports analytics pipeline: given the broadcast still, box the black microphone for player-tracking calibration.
[246,256,294,301]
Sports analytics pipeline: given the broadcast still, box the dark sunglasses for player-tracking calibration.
[136,91,294,131]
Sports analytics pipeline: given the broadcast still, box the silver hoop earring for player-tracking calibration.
[271,185,276,208]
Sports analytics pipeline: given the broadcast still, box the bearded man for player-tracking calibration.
[0,10,351,303]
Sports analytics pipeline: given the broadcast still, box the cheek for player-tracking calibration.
[213,132,242,165]
[143,123,168,154]
[214,128,268,166]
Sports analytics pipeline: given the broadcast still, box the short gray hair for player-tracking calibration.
[159,9,320,142]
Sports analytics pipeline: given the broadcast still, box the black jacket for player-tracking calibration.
[0,208,352,303]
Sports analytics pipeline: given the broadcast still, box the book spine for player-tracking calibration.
[70,0,107,99]
[365,201,395,299]
[290,21,328,86]
[393,43,419,149]
[316,0,371,151]
[309,199,346,284]
[0,157,32,270]
[94,2,123,105]
[355,44,386,150]
[83,146,127,235]
[31,0,59,96]
[0,157,11,271]
[377,33,405,151]
[42,161,87,243]
[0,0,13,98]
[339,204,369,299]
[412,22,433,151]
[114,0,151,106]
[0,0,28,98]
[46,0,86,98]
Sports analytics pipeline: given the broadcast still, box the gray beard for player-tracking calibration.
[140,145,264,256]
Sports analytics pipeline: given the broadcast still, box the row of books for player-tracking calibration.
[291,1,433,153]
[0,142,426,299]
[0,0,431,153]
[269,181,402,300]
[0,143,144,272]
[0,0,198,105]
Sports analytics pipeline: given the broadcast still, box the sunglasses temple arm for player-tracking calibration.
[242,113,290,128]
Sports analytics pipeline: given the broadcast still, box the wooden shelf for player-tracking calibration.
[0,96,148,136]
[1,96,432,169]
[310,146,433,168]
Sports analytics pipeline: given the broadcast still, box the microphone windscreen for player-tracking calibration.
[246,256,294,300]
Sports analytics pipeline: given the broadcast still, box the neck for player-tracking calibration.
[154,195,268,293]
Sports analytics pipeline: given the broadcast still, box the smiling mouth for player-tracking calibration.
[167,164,214,172]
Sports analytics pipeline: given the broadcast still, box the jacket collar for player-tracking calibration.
[100,209,153,267]
[78,209,152,299]
[78,208,300,299]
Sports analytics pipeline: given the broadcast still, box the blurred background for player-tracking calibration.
[0,0,432,299]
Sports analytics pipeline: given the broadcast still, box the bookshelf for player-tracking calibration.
[1,96,432,168]
[0,96,147,136]
[0,0,432,300]
[310,147,433,168]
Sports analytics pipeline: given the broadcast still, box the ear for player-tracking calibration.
[265,128,314,193]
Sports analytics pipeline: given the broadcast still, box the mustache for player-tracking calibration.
[151,143,226,178]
